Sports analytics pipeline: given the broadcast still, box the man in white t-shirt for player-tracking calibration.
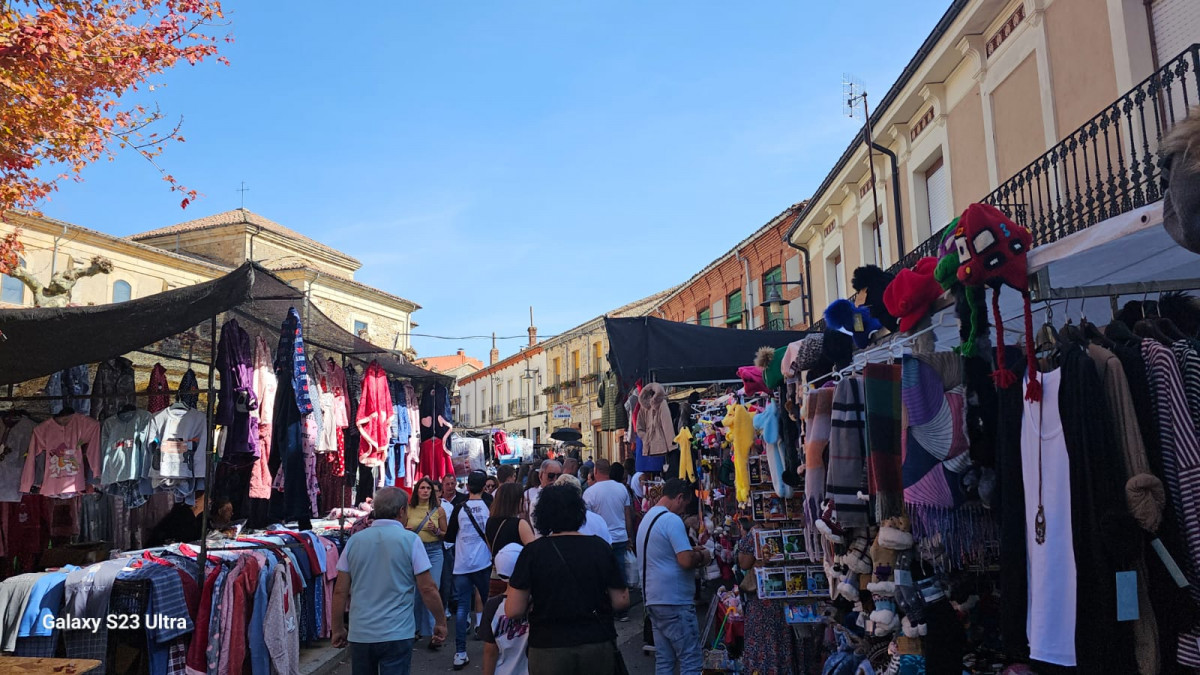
[554,474,612,544]
[583,459,635,621]
[479,543,529,675]
[444,470,493,670]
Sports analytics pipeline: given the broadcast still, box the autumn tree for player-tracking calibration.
[0,0,229,215]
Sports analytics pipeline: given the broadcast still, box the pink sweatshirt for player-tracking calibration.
[20,414,101,497]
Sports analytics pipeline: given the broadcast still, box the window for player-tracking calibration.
[1,257,25,305]
[925,157,950,238]
[354,320,369,337]
[826,250,845,302]
[553,357,561,384]
[592,341,603,373]
[762,267,784,330]
[697,308,711,326]
[862,217,890,268]
[112,279,131,303]
[725,290,743,326]
[571,350,580,379]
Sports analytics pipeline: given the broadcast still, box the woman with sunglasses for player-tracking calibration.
[484,476,499,495]
[408,476,449,648]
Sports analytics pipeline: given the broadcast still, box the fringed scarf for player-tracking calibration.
[804,386,835,559]
[864,363,903,521]
[828,376,869,528]
[901,355,997,566]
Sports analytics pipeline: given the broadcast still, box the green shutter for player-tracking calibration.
[725,290,743,324]
[698,308,711,326]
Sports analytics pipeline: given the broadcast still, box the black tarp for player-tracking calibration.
[604,316,813,385]
[0,261,448,386]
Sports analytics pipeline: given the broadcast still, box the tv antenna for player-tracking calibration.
[843,74,885,265]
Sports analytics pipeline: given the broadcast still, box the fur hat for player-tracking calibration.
[852,265,899,333]
[822,329,855,370]
[884,257,943,333]
[824,299,883,349]
[737,365,768,396]
[869,596,900,636]
[952,203,1039,401]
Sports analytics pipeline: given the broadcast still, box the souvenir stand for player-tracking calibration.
[0,261,452,672]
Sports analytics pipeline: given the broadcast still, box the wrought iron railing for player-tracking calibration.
[886,43,1199,276]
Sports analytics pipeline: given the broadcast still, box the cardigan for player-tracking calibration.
[636,383,675,457]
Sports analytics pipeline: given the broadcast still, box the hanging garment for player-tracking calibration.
[723,403,755,503]
[46,364,91,416]
[271,374,309,523]
[355,362,393,468]
[20,414,102,497]
[419,383,453,445]
[0,415,36,503]
[99,408,155,505]
[147,363,171,414]
[864,363,903,521]
[403,382,420,481]
[91,357,135,422]
[493,430,512,461]
[217,318,259,458]
[1021,368,1077,667]
[599,371,628,432]
[1174,339,1200,434]
[419,438,455,481]
[637,383,675,456]
[176,369,200,409]
[803,387,834,558]
[1143,338,1200,667]
[752,403,789,497]
[674,426,696,482]
[276,307,314,416]
[250,336,278,501]
[148,405,208,502]
[827,376,869,528]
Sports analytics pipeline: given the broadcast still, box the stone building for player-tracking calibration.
[457,341,547,444]
[0,208,421,357]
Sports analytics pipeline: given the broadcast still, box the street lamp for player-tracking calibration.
[760,280,809,327]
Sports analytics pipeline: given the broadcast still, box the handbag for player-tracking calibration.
[549,539,631,675]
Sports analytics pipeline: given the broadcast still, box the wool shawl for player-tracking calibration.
[864,363,903,521]
[804,386,835,559]
[827,376,869,528]
[355,361,394,468]
[1143,339,1200,667]
[637,383,675,457]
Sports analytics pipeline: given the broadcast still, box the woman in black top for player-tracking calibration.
[485,483,536,596]
[506,485,631,675]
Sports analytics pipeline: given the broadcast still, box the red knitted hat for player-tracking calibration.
[952,203,1040,401]
[883,257,943,333]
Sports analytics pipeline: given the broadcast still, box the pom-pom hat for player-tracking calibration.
[883,257,943,333]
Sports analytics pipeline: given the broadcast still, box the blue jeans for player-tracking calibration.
[611,541,629,617]
[453,567,491,652]
[414,542,443,636]
[350,638,414,675]
[646,604,702,675]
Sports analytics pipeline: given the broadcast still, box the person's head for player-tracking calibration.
[539,460,562,487]
[533,484,586,536]
[467,470,487,497]
[609,461,625,483]
[484,476,498,494]
[497,465,516,484]
[580,465,593,486]
[494,543,523,586]
[554,473,583,494]
[212,498,233,522]
[490,483,524,518]
[528,469,539,490]
[373,487,410,522]
[562,457,580,477]
[658,479,694,516]
[411,477,438,508]
[441,474,458,497]
[594,459,612,481]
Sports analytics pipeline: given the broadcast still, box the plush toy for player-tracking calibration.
[883,257,943,333]
[824,299,883,349]
[815,499,845,543]
[852,265,899,333]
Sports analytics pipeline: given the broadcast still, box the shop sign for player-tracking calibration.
[552,404,573,419]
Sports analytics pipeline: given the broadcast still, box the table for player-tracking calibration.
[0,657,102,674]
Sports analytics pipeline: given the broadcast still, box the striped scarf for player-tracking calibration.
[827,376,869,528]
[865,363,903,521]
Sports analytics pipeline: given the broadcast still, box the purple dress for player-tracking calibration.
[216,318,259,457]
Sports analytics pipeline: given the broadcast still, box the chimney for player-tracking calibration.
[457,349,465,357]
[528,306,537,347]
[489,333,499,366]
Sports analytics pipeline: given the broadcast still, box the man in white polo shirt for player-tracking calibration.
[332,487,447,675]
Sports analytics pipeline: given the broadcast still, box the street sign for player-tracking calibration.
[552,404,573,419]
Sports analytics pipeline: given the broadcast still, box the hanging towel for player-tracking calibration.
[826,376,869,528]
[864,363,903,520]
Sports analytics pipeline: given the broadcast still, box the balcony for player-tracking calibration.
[889,44,1200,276]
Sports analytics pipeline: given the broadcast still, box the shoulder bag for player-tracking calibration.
[410,506,435,535]
[549,538,630,675]
[639,510,670,596]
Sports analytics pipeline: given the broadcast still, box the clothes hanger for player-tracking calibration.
[1135,318,1174,346]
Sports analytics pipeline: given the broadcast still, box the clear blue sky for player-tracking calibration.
[41,1,950,361]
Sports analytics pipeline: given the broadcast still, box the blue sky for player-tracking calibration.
[40,1,950,361]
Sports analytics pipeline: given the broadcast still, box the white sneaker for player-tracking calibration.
[453,652,470,670]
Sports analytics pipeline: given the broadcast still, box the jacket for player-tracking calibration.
[91,357,135,421]
[599,371,628,432]
[356,362,394,467]
[636,383,675,456]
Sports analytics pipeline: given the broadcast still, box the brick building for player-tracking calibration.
[655,202,811,330]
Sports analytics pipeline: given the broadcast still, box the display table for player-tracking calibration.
[0,657,102,674]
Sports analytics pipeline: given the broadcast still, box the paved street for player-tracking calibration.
[329,598,663,674]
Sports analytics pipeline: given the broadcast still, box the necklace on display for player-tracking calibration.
[1034,397,1047,545]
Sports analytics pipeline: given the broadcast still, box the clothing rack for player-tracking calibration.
[0,389,215,404]
[804,311,956,390]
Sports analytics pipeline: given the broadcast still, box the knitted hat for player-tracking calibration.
[762,345,788,390]
[785,334,825,374]
[883,257,943,333]
[822,329,855,370]
[824,299,883,349]
[737,365,768,395]
[952,203,1039,401]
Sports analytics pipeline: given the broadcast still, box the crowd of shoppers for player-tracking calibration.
[333,455,735,675]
